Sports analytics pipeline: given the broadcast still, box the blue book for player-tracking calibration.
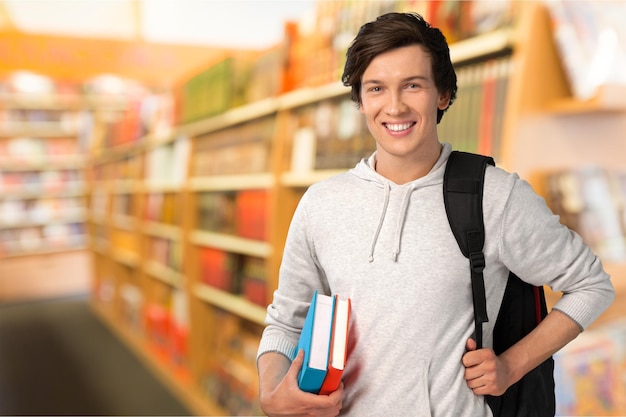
[297,290,336,393]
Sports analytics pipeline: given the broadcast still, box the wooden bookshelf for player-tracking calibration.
[86,2,626,415]
[0,90,95,300]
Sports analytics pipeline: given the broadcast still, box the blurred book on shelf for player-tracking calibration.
[544,166,626,262]
[554,319,626,415]
[544,0,626,101]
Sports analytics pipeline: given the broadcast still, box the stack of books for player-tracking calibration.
[297,290,351,395]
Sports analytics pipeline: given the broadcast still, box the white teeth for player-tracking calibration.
[386,123,413,132]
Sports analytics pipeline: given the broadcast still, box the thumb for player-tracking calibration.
[288,349,305,381]
[466,338,477,352]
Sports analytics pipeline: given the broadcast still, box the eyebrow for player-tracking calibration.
[362,75,431,86]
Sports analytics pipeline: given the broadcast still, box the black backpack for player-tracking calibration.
[443,150,555,417]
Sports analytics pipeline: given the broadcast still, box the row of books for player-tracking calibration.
[545,166,626,262]
[0,222,86,256]
[144,192,181,226]
[0,170,83,193]
[178,57,239,123]
[191,116,275,177]
[554,319,626,415]
[197,190,268,242]
[288,96,375,172]
[144,136,189,185]
[0,108,77,124]
[200,310,263,416]
[0,136,80,160]
[175,0,516,121]
[0,197,84,226]
[199,248,267,307]
[437,55,513,158]
[147,236,183,273]
[99,154,144,182]
[111,193,135,218]
[109,228,140,254]
[117,282,190,371]
[297,291,351,395]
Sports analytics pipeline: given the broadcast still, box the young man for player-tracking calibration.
[256,12,614,417]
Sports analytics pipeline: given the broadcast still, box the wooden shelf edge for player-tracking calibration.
[90,303,225,417]
[111,248,140,267]
[0,245,87,260]
[188,173,274,191]
[281,169,347,187]
[546,84,626,114]
[193,283,267,326]
[450,27,516,64]
[144,260,185,288]
[189,230,272,258]
[142,221,183,240]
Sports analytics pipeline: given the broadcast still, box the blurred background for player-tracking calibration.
[0,0,625,416]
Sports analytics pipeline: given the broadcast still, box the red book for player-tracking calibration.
[319,297,351,395]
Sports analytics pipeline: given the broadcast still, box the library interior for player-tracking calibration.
[0,0,625,416]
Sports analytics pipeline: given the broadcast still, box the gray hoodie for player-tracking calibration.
[257,143,614,416]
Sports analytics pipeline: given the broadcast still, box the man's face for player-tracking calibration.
[359,44,450,161]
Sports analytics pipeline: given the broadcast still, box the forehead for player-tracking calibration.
[363,44,433,81]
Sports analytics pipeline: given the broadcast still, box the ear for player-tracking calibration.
[438,91,451,110]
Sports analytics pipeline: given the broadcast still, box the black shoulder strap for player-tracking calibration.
[443,150,495,349]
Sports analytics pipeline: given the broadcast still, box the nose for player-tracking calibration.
[385,91,408,116]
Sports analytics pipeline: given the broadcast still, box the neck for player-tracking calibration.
[375,143,443,184]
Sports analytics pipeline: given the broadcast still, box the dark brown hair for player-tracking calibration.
[341,12,457,123]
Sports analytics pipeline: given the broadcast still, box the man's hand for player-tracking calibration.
[258,350,344,417]
[462,338,512,397]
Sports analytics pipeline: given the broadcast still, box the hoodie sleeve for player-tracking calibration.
[497,175,615,330]
[257,189,331,362]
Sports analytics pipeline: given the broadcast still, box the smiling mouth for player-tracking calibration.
[384,122,415,132]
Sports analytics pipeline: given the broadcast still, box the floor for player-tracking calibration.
[0,294,192,416]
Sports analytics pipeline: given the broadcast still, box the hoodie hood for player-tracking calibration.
[349,142,453,262]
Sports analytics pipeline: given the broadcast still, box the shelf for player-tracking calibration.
[111,247,140,267]
[109,180,143,194]
[142,221,182,240]
[91,303,225,417]
[0,187,85,199]
[0,213,86,229]
[0,242,87,259]
[189,230,272,258]
[188,173,274,191]
[193,283,267,326]
[278,81,348,110]
[449,27,516,64]
[89,213,108,225]
[111,214,136,231]
[281,169,347,187]
[0,155,86,170]
[0,121,79,137]
[144,260,184,288]
[546,84,626,114]
[142,181,186,193]
[0,92,127,111]
[178,96,279,137]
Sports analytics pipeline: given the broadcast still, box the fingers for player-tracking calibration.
[466,338,477,352]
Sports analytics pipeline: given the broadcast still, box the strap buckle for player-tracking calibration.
[469,251,485,273]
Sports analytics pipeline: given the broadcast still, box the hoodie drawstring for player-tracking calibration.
[392,184,415,261]
[368,181,390,263]
[368,182,415,262]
